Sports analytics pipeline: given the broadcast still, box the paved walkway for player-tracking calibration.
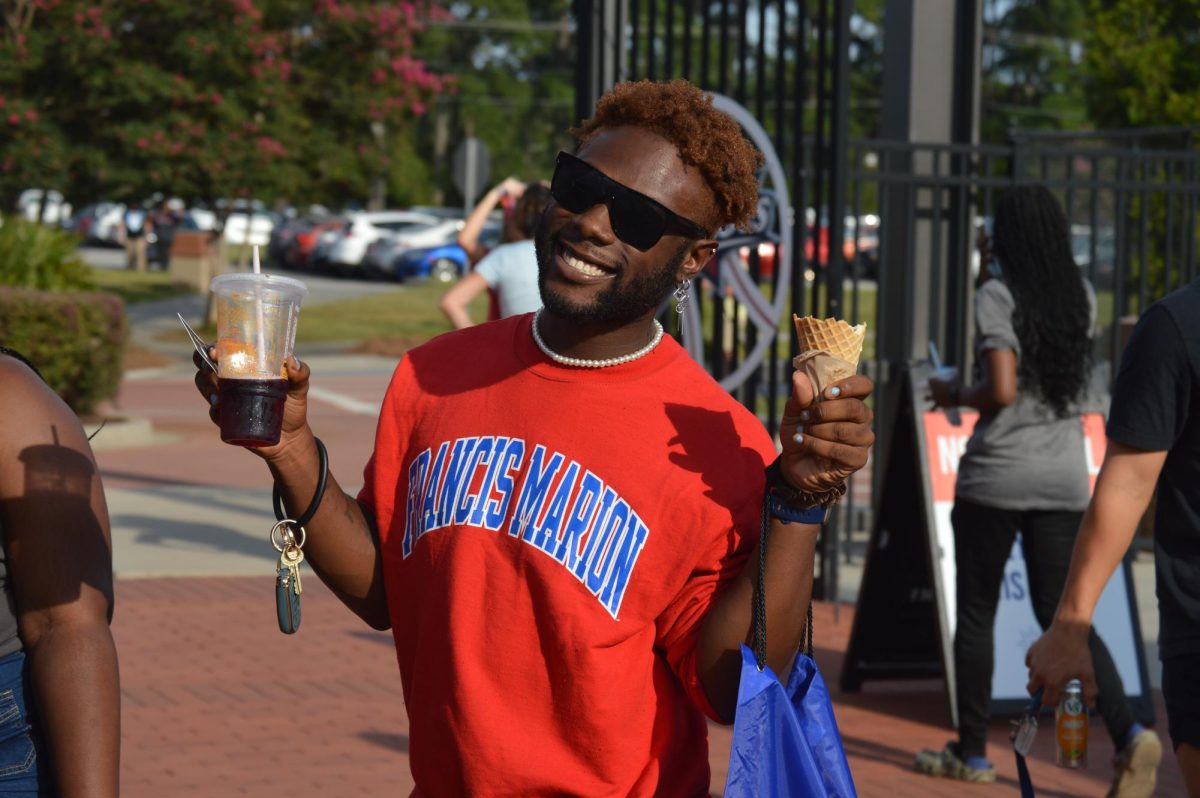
[114,583,1185,796]
[92,296,1186,795]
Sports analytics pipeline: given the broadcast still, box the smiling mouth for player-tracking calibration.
[559,245,613,279]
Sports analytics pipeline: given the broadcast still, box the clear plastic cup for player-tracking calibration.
[210,273,307,447]
[931,365,959,384]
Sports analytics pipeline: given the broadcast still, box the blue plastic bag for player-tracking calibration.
[725,643,858,798]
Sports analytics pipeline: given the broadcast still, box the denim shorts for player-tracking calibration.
[0,651,50,796]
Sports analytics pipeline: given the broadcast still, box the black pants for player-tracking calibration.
[952,498,1136,758]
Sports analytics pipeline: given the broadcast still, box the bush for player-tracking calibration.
[0,215,94,291]
[0,288,127,414]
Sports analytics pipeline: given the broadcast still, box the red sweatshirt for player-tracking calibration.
[359,313,775,796]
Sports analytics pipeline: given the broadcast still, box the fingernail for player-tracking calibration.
[209,394,219,406]
[792,433,804,445]
[800,410,811,422]
[828,386,842,398]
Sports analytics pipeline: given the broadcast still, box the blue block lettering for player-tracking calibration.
[554,471,602,567]
[509,445,563,539]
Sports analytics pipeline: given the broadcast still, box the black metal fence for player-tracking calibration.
[574,0,1200,599]
[861,134,1200,381]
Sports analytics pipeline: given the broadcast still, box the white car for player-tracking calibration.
[72,202,126,245]
[184,208,218,232]
[18,189,71,225]
[223,212,275,248]
[388,217,463,251]
[326,211,442,274]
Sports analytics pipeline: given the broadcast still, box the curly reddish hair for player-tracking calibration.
[571,79,763,232]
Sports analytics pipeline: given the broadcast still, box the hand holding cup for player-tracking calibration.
[201,272,307,449]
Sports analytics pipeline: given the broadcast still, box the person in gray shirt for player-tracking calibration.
[916,185,1160,796]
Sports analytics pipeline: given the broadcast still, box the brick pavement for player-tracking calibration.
[103,357,1185,795]
[114,580,1186,796]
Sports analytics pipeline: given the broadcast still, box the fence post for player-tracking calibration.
[876,0,982,522]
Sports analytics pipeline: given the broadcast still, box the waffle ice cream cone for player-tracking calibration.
[792,315,866,396]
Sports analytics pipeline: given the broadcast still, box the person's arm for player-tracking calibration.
[458,177,524,262]
[194,352,389,629]
[930,280,1019,410]
[1026,442,1165,707]
[697,373,874,720]
[929,347,1017,410]
[0,357,119,797]
[439,272,490,330]
[1027,302,1185,707]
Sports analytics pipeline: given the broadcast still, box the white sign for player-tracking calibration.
[921,411,1145,708]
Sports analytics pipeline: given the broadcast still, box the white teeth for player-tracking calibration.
[563,250,607,277]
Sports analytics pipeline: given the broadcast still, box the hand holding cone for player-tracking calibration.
[792,315,866,397]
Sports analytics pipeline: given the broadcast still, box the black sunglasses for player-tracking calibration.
[550,152,710,251]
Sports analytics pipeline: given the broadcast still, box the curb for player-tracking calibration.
[83,415,174,451]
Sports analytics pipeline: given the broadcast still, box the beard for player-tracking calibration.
[535,223,689,325]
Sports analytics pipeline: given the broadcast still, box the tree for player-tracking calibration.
[1083,0,1200,129]
[0,0,452,210]
[407,0,575,206]
[979,0,1090,143]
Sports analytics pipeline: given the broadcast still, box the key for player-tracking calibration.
[281,545,304,595]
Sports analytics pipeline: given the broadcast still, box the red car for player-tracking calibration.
[290,218,346,270]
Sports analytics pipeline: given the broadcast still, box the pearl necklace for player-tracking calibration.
[531,309,664,368]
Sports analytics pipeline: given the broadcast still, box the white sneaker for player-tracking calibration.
[1107,729,1162,798]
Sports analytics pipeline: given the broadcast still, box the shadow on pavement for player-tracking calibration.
[359,730,410,753]
[347,629,394,647]
[114,513,266,558]
[842,733,1086,798]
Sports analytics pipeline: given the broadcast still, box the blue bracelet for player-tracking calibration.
[767,494,827,525]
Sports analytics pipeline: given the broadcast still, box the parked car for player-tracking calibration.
[184,208,218,233]
[290,218,347,271]
[17,189,71,225]
[844,214,880,279]
[268,215,326,269]
[223,211,274,248]
[362,217,466,279]
[407,205,470,221]
[390,244,470,283]
[308,227,343,272]
[381,220,502,282]
[1070,223,1116,278]
[68,202,126,246]
[328,211,442,275]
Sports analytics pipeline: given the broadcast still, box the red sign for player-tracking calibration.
[922,411,1108,504]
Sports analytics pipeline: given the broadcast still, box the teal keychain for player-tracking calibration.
[269,438,328,635]
[271,521,305,634]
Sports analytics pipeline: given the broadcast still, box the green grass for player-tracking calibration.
[159,279,487,347]
[294,281,484,345]
[90,268,196,305]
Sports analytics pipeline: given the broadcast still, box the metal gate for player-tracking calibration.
[574,0,857,598]
[573,2,1200,601]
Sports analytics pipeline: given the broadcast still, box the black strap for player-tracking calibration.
[753,494,813,672]
[1016,748,1034,798]
[1013,690,1042,798]
[272,437,329,528]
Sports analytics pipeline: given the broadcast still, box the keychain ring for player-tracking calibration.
[270,519,306,552]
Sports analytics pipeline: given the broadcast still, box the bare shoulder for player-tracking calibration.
[0,354,59,417]
[0,355,90,465]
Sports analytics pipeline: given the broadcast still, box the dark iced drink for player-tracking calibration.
[209,272,306,448]
[218,377,289,447]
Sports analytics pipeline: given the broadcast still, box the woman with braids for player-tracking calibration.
[917,185,1161,794]
[0,346,120,796]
